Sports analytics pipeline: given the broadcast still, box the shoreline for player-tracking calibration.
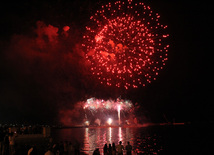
[54,122,186,129]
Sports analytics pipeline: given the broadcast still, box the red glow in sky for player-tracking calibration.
[82,0,169,89]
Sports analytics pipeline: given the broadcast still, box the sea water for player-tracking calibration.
[51,123,213,155]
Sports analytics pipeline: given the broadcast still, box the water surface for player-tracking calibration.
[51,124,213,154]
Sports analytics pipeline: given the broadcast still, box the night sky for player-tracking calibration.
[0,0,213,124]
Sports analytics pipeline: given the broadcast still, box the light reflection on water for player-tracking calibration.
[52,127,163,155]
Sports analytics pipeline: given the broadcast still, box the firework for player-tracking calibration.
[83,98,133,125]
[82,0,169,89]
[83,97,133,111]
[107,118,113,125]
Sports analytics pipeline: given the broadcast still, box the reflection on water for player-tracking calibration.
[52,127,163,154]
[82,127,133,154]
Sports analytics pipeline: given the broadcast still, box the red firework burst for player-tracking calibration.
[82,0,169,89]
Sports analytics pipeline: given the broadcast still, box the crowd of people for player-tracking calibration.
[0,125,45,155]
[93,141,132,155]
[0,126,133,155]
[0,130,16,155]
[0,130,81,155]
[28,140,81,155]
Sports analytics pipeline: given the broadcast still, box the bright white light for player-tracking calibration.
[117,104,121,111]
[107,118,113,125]
[118,105,121,125]
[85,121,90,126]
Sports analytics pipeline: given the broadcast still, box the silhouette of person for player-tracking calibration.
[108,144,112,155]
[116,141,124,155]
[93,148,100,155]
[68,142,74,155]
[103,144,108,155]
[112,143,116,155]
[63,141,68,155]
[125,141,132,155]
[9,133,15,155]
[74,140,80,155]
[3,133,9,155]
[44,147,54,155]
[31,145,38,155]
[0,129,4,155]
[27,146,33,155]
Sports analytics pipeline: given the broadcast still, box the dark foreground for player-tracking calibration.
[0,122,213,154]
[51,122,214,154]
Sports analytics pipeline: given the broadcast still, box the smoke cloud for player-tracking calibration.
[1,20,93,124]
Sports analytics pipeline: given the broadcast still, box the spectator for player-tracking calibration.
[112,143,116,155]
[125,141,132,155]
[44,148,54,155]
[116,141,124,155]
[103,144,108,155]
[108,144,112,155]
[93,148,100,155]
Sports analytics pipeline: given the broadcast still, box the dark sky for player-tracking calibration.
[0,0,213,124]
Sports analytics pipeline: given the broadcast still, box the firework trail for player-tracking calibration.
[82,0,169,89]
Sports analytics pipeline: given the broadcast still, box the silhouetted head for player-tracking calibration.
[119,141,122,144]
[112,143,115,147]
[127,141,130,145]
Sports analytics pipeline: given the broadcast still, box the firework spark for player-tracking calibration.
[82,0,169,89]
